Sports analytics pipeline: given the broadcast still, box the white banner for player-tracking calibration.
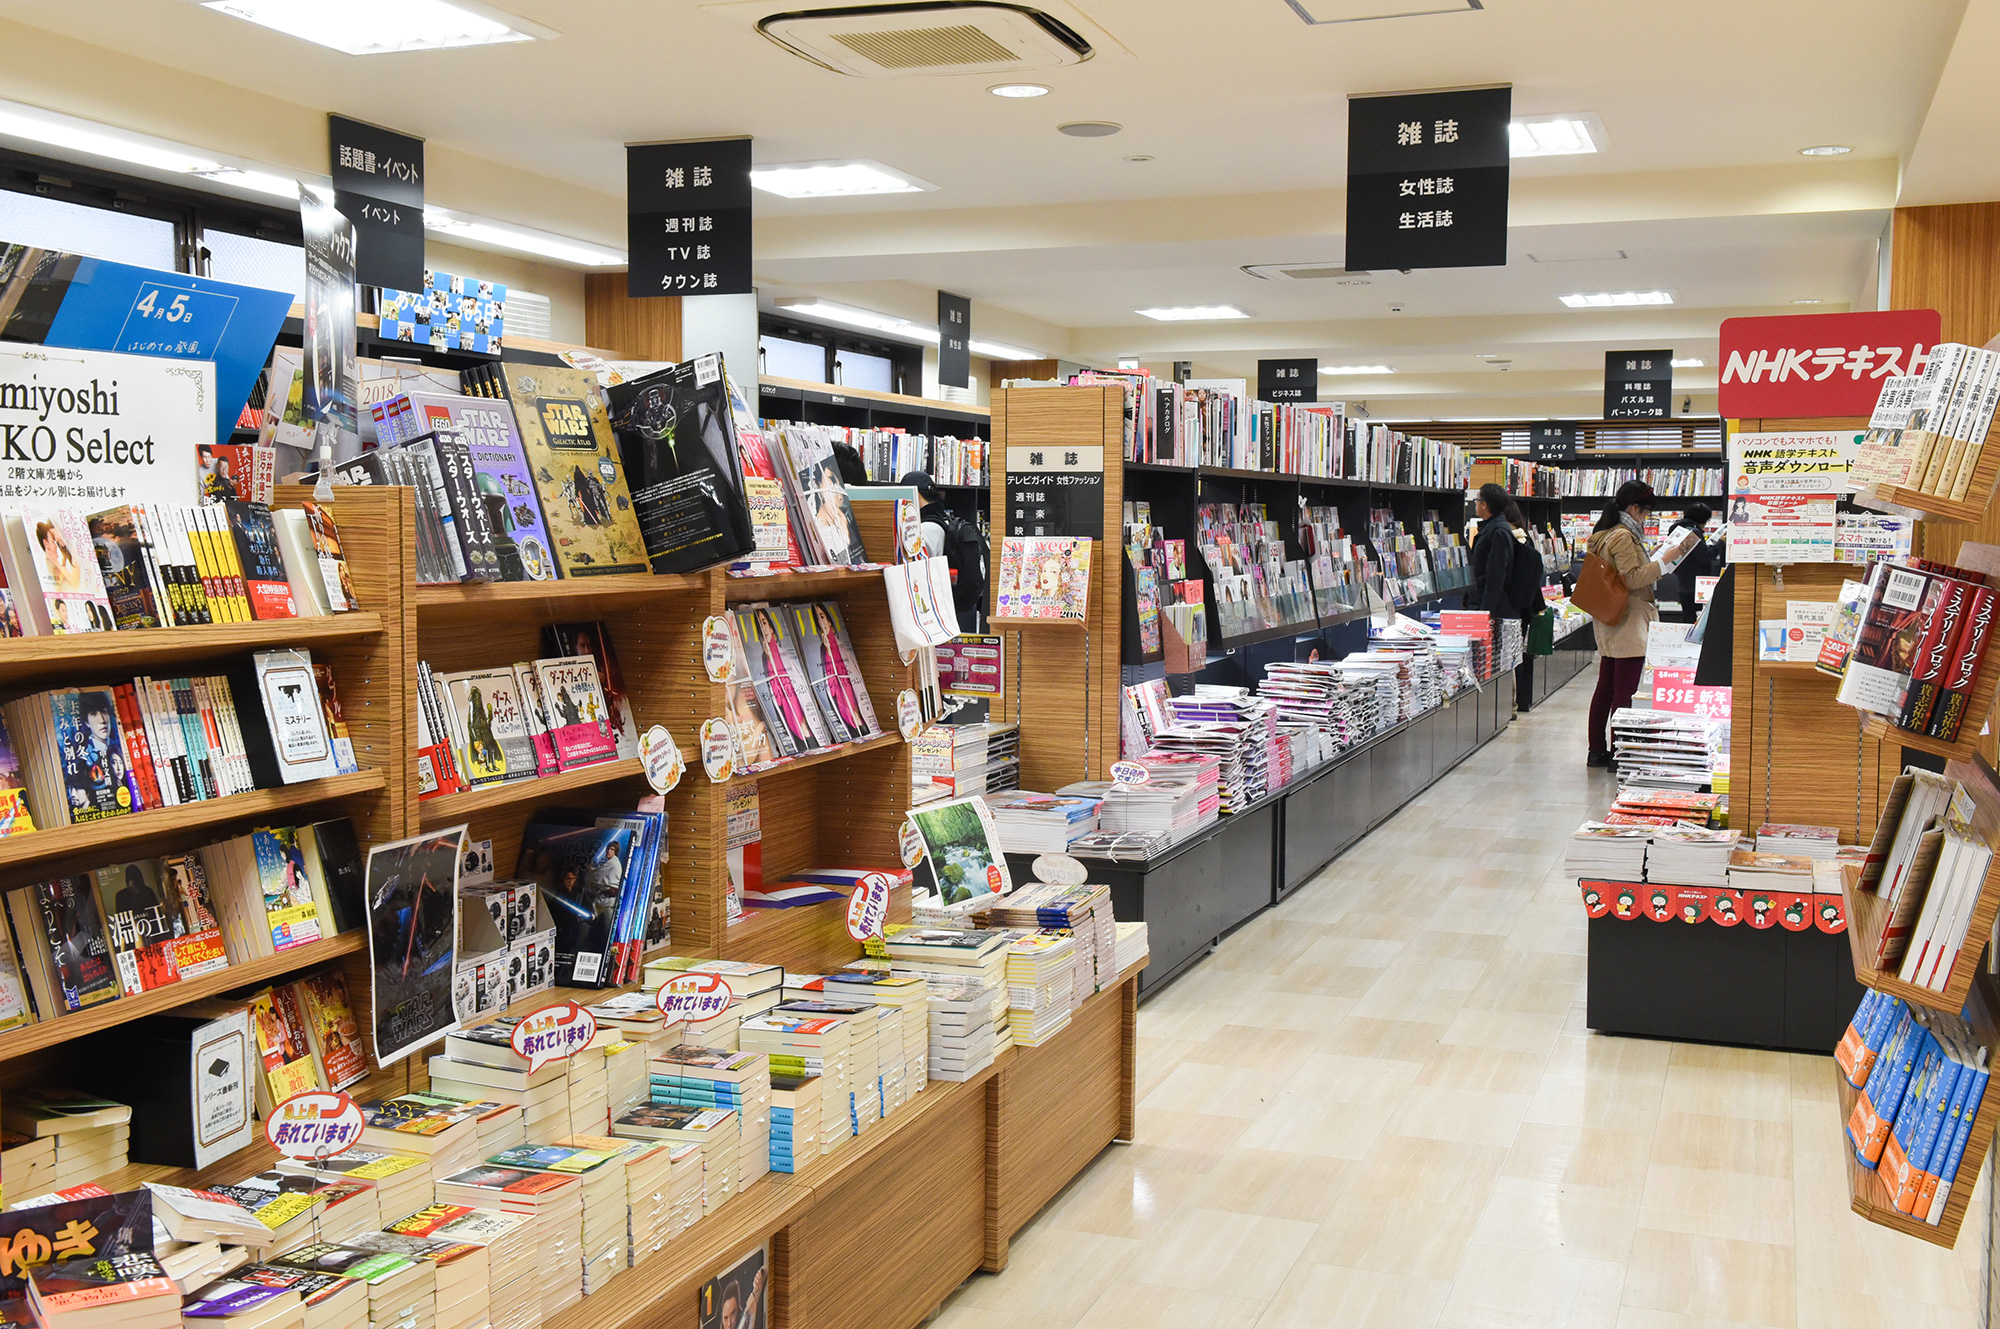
[0,344,211,507]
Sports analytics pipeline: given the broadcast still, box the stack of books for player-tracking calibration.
[609,1105,738,1217]
[431,1166,581,1319]
[275,1150,432,1228]
[926,979,999,1082]
[1563,823,1652,881]
[564,1038,611,1138]
[776,1000,878,1136]
[1,1130,56,1197]
[910,721,1021,804]
[486,1143,627,1298]
[1646,827,1741,888]
[662,1143,705,1240]
[1841,993,1991,1225]
[1757,823,1841,859]
[1609,708,1727,790]
[1,1093,132,1193]
[583,992,683,1056]
[1610,787,1722,827]
[1726,849,1815,896]
[739,1010,852,1157]
[428,1042,571,1145]
[984,791,1102,854]
[1114,921,1149,973]
[813,972,931,1092]
[1004,933,1077,1047]
[264,1244,433,1329]
[768,1075,822,1174]
[356,1225,488,1329]
[21,1191,182,1329]
[237,1262,372,1329]
[647,1045,771,1195]
[559,1134,673,1270]
[984,883,1116,994]
[424,1208,534,1329]
[359,1096,492,1183]
[603,1040,649,1121]
[1077,751,1220,844]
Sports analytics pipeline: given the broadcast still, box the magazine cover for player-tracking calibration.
[906,796,1013,906]
[995,536,1093,621]
[87,505,164,629]
[60,688,131,822]
[791,600,881,739]
[93,858,183,994]
[514,821,637,987]
[37,874,119,1012]
[735,605,834,756]
[606,356,756,575]
[445,669,534,786]
[365,828,464,1065]
[0,712,36,836]
[0,550,24,638]
[254,826,324,950]
[772,427,866,566]
[697,1245,766,1329]
[722,634,781,772]
[533,656,619,768]
[543,623,640,759]
[25,507,113,633]
[499,362,648,578]
[402,394,555,582]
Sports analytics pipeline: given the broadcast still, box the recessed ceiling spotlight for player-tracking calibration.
[1135,305,1249,321]
[1793,298,1825,304]
[1799,144,1853,156]
[1557,290,1674,308]
[1123,154,1154,162]
[989,83,1050,98]
[1058,121,1122,138]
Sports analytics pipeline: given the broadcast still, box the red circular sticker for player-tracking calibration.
[986,864,1003,892]
[657,972,735,1023]
[265,1091,362,1160]
[1709,891,1742,927]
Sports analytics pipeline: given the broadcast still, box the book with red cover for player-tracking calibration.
[1837,563,1935,719]
[1931,584,1996,741]
[1899,575,1973,733]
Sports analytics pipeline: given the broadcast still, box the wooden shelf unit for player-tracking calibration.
[1853,418,2000,526]
[417,758,646,830]
[0,613,386,688]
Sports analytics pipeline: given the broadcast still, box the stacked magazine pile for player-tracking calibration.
[1757,823,1841,859]
[1564,823,1652,880]
[984,791,1103,854]
[1647,826,1742,887]
[1608,708,1726,790]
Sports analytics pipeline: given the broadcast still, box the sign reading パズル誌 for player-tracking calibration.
[1344,85,1510,271]
[0,343,210,506]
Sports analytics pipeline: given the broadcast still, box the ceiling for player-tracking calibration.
[0,0,1991,417]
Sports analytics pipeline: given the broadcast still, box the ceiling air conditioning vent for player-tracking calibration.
[758,3,1093,76]
[1241,263,1374,281]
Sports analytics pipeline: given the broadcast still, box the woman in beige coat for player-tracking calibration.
[1584,480,1698,767]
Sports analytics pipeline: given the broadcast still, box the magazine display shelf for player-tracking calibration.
[0,612,385,687]
[1831,974,2000,1249]
[1838,855,2000,1017]
[417,757,647,829]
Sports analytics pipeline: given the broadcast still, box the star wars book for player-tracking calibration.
[605,355,756,575]
[514,821,636,988]
[497,361,648,578]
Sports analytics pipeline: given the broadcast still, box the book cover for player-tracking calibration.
[499,363,648,577]
[363,830,462,1066]
[512,665,561,777]
[299,819,365,935]
[248,988,320,1116]
[995,536,1093,622]
[733,604,834,758]
[605,357,756,575]
[772,425,866,566]
[1837,564,1932,718]
[299,502,358,613]
[400,394,556,583]
[514,821,636,987]
[0,711,35,837]
[161,852,229,977]
[295,971,368,1092]
[313,665,360,776]
[223,502,298,620]
[86,506,163,630]
[444,669,534,786]
[428,426,502,583]
[1930,584,1996,741]
[59,689,131,822]
[35,876,119,1012]
[249,648,339,785]
[533,655,619,769]
[542,623,640,759]
[92,860,182,995]
[6,1190,166,1307]
[23,508,113,633]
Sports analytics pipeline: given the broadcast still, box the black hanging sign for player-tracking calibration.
[1527,423,1578,462]
[1005,443,1105,540]
[1257,358,1318,403]
[1345,85,1511,272]
[939,291,971,389]
[626,137,752,298]
[1605,350,1673,419]
[328,115,424,291]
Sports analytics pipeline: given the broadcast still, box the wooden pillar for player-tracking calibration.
[583,274,682,360]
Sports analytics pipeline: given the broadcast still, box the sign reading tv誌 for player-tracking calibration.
[0,345,207,506]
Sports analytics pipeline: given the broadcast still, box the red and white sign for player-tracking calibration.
[656,972,734,1023]
[1718,310,1941,418]
[845,871,894,941]
[511,1001,598,1073]
[265,1091,362,1160]
[1652,668,1732,719]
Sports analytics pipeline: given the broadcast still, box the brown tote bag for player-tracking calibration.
[1572,551,1630,626]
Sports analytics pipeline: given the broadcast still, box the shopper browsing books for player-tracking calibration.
[1584,481,1698,768]
[1467,483,1520,622]
[1668,502,1722,623]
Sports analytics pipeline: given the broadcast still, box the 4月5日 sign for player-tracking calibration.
[1345,85,1511,271]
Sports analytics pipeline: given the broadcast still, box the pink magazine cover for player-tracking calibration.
[533,656,619,768]
[24,507,113,633]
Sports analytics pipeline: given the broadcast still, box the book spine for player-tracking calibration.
[1849,1009,1918,1165]
[112,683,160,813]
[1901,578,1970,732]
[1929,585,1995,740]
[1928,1062,1988,1221]
[150,678,190,804]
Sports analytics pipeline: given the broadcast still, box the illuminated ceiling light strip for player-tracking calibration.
[775,298,941,344]
[1557,290,1674,308]
[199,0,551,55]
[0,103,223,175]
[751,160,933,198]
[423,209,625,266]
[1136,305,1251,321]
[1320,364,1394,375]
[969,338,1042,360]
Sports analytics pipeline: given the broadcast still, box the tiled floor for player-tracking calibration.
[935,674,1989,1329]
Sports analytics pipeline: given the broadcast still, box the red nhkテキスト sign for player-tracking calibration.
[1718,310,1943,419]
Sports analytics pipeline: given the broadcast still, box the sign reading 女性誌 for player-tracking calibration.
[1345,85,1511,271]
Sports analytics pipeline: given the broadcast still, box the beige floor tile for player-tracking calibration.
[949,1227,1144,1322]
[1650,1112,1792,1180]
[1526,1070,1666,1131]
[1229,988,1360,1032]
[1182,1023,1343,1071]
[1036,1159,1198,1241]
[1233,1097,1395,1158]
[1637,1162,1794,1249]
[1255,1262,1451,1329]
[1071,1280,1266,1329]
[1440,1007,1569,1056]
[1470,1175,1643,1263]
[1620,1228,1795,1327]
[1406,931,1509,963]
[1790,1210,1974,1308]
[1792,1284,1976,1328]
[1413,1043,1550,1096]
[1658,1064,1792,1121]
[1118,1107,1250,1175]
[1502,1122,1655,1193]
[1272,955,1389,998]
[1303,1195,1483,1280]
[1293,933,1410,970]
[1126,1207,1319,1299]
[1439,1243,1628,1329]
[1139,1060,1301,1119]
[1328,911,1430,943]
[1352,976,1478,1024]
[1344,1133,1508,1206]
[1318,1015,1449,1062]
[1544,1032,1674,1083]
[1614,1310,1788,1329]
[1134,1036,1200,1100]
[1281,1051,1425,1105]
[1385,1085,1532,1148]
[932,1303,1071,1329]
[1179,1146,1355,1223]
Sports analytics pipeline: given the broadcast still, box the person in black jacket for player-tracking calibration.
[1671,502,1721,622]
[1469,483,1517,620]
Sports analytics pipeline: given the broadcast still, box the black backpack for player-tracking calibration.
[1505,532,1547,619]
[934,508,987,620]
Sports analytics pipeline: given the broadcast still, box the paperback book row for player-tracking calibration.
[1556,467,1725,499]
[414,623,641,799]
[1839,993,1991,1226]
[1857,767,1998,995]
[841,426,989,489]
[0,817,362,1023]
[0,499,358,638]
[720,600,882,773]
[1823,554,1995,743]
[1852,341,2000,504]
[1469,457,1559,498]
[0,646,358,836]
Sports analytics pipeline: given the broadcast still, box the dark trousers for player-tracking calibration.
[1589,654,1647,755]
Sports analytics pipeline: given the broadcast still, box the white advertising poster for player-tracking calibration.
[1727,430,1860,495]
[1726,492,1838,564]
[0,344,210,507]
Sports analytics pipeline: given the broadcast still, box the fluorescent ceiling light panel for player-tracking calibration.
[0,102,222,174]
[1508,113,1608,158]
[969,338,1041,360]
[1670,357,1704,368]
[200,0,551,55]
[1557,290,1674,308]
[989,83,1050,97]
[774,298,941,344]
[424,209,624,266]
[1321,365,1394,375]
[1136,305,1250,321]
[750,159,933,198]
[1799,144,1852,156]
[196,167,304,198]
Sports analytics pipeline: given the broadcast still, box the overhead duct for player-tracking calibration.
[755,3,1092,76]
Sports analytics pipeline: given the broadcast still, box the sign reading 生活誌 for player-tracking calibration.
[1344,85,1511,271]
[0,344,210,506]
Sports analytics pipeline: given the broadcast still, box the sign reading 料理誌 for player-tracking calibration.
[0,344,210,507]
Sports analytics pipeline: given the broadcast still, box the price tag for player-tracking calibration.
[265,1091,363,1160]
[1110,760,1149,786]
[896,689,922,741]
[510,1001,598,1073]
[699,718,737,782]
[845,871,894,941]
[639,724,684,794]
[656,972,734,1023]
[701,616,735,682]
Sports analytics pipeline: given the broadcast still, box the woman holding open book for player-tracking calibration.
[1584,480,1698,767]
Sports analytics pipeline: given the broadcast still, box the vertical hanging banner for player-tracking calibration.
[626,137,753,298]
[1527,423,1578,461]
[1257,359,1318,403]
[299,184,359,461]
[327,115,425,292]
[1345,85,1511,272]
[938,291,971,389]
[1605,350,1673,419]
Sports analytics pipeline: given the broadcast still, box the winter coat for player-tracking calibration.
[1469,514,1517,618]
[1585,523,1663,658]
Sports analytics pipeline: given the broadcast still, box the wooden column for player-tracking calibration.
[583,274,682,361]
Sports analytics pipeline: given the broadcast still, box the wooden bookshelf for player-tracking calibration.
[417,758,646,830]
[0,613,385,688]
[1853,420,2000,526]
[722,567,885,602]
[0,930,368,1064]
[416,572,705,619]
[1830,971,2000,1248]
[1758,661,1826,676]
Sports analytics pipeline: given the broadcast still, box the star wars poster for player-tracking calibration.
[366,826,463,1064]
